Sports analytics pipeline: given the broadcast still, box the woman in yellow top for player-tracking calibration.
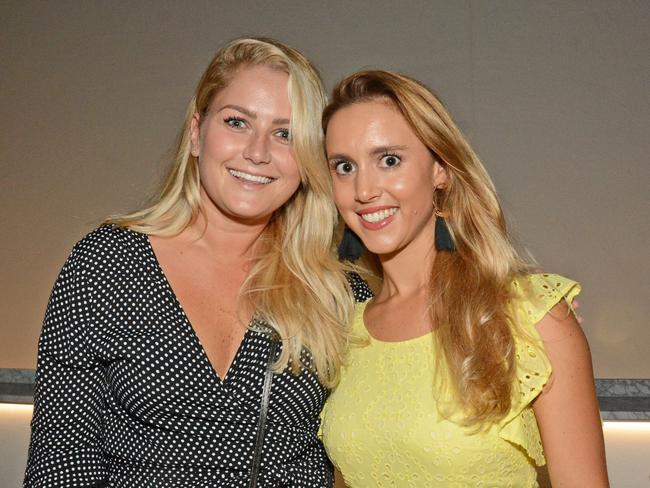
[320,70,609,487]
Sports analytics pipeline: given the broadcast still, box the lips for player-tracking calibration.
[228,168,275,184]
[357,206,399,230]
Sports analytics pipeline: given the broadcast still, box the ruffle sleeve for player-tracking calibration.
[497,273,581,466]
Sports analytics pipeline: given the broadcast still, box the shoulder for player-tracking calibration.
[61,225,150,284]
[70,224,147,266]
[509,272,590,395]
[74,224,145,253]
[506,273,583,398]
[534,300,592,377]
[510,272,580,331]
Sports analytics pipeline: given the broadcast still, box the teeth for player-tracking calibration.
[360,208,398,223]
[229,169,273,184]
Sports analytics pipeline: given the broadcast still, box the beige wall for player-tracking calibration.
[1,1,648,377]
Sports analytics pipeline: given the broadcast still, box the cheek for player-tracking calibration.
[200,120,244,155]
[280,153,302,187]
[272,142,294,166]
[408,187,435,214]
[196,143,231,189]
[392,170,436,205]
[332,180,353,209]
[197,161,221,196]
[384,174,419,204]
[202,133,238,159]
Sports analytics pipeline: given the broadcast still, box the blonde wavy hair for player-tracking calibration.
[108,38,354,386]
[323,70,535,424]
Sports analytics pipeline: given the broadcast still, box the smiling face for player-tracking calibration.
[326,99,448,257]
[190,64,301,226]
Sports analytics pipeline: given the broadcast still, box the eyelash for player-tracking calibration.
[330,152,402,175]
[223,116,290,142]
[224,116,246,129]
[379,152,401,167]
[331,160,355,175]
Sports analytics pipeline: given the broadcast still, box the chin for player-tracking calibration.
[236,212,276,224]
[357,237,402,257]
[222,203,276,223]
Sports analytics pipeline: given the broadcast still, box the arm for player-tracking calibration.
[24,246,108,488]
[333,469,348,488]
[532,301,608,487]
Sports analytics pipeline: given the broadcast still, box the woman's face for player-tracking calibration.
[191,65,301,225]
[326,99,447,257]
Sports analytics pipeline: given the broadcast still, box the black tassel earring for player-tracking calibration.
[338,226,364,261]
[435,214,456,252]
[433,188,456,252]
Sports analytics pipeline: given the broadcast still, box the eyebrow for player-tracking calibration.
[327,152,351,162]
[215,104,290,125]
[370,145,408,156]
[327,145,408,161]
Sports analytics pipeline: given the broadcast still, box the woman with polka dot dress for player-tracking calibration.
[24,38,368,488]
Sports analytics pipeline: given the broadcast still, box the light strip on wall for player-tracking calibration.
[0,403,34,414]
[603,420,650,432]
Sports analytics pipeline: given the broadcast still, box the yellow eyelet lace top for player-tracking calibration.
[321,273,580,488]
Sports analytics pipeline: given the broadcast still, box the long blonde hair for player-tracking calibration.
[109,38,354,386]
[323,70,534,424]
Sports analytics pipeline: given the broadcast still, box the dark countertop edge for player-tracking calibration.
[0,369,648,418]
[601,411,650,421]
[6,397,648,419]
[598,396,650,412]
[0,369,36,385]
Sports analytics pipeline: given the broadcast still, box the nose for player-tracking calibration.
[243,131,271,165]
[354,166,380,202]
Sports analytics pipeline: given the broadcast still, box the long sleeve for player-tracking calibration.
[24,224,337,487]
[24,244,109,488]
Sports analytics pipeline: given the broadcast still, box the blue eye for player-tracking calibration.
[224,116,246,129]
[380,153,401,168]
[333,160,356,175]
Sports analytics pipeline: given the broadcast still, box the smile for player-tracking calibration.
[359,207,398,223]
[228,169,275,184]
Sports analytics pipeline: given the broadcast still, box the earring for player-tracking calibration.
[433,188,456,252]
[338,226,364,261]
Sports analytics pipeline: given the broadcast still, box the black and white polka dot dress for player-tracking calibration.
[24,225,372,488]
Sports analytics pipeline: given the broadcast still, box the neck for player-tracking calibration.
[377,229,437,300]
[183,189,272,262]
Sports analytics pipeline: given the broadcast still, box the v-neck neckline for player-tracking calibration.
[143,232,250,385]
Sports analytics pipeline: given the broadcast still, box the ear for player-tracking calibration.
[190,112,201,157]
[431,160,449,189]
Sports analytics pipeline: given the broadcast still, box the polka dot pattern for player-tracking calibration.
[345,272,373,304]
[25,225,371,488]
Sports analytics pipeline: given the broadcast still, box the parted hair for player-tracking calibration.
[108,38,354,386]
[323,70,534,425]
